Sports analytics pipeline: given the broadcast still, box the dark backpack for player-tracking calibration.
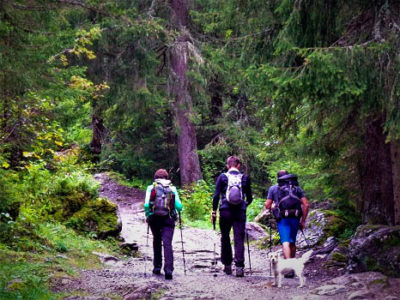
[276,174,302,219]
[225,171,243,205]
[150,179,175,216]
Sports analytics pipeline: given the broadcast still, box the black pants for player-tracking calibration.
[219,208,246,268]
[148,215,175,275]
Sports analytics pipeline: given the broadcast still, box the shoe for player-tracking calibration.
[236,267,244,277]
[223,265,232,275]
[284,270,295,278]
[152,268,161,275]
[165,273,173,280]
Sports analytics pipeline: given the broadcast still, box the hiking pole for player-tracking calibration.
[212,214,218,277]
[246,228,252,274]
[300,228,311,247]
[144,223,149,277]
[178,212,187,275]
[269,222,272,277]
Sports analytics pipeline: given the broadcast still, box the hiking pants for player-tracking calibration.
[219,209,246,268]
[148,215,175,275]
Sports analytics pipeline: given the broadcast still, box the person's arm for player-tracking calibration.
[300,197,309,229]
[264,199,273,210]
[211,174,223,222]
[244,175,253,207]
[172,186,183,213]
[144,185,153,218]
[264,186,275,210]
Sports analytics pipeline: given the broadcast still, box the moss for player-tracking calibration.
[382,235,400,251]
[324,215,347,237]
[368,277,389,289]
[6,280,26,292]
[331,252,347,263]
[66,198,120,239]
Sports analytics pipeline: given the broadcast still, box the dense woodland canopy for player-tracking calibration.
[1,0,400,246]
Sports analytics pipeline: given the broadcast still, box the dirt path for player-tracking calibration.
[60,174,378,300]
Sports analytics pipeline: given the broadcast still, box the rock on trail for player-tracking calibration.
[58,173,399,300]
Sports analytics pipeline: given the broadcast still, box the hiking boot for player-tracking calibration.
[165,273,173,280]
[152,268,161,275]
[223,265,232,275]
[236,267,244,277]
[284,270,295,278]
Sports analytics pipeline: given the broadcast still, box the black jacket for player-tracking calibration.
[212,169,253,211]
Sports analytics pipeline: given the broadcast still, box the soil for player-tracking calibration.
[57,174,398,300]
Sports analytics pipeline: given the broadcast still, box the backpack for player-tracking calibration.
[150,179,175,217]
[225,172,243,205]
[275,174,302,219]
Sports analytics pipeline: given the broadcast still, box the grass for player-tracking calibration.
[0,222,121,300]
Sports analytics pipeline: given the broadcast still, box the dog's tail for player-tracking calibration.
[300,250,313,263]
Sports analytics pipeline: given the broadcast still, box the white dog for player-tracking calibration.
[268,250,313,288]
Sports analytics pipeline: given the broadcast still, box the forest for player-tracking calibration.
[1,0,400,299]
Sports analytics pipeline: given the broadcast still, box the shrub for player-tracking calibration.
[180,180,213,222]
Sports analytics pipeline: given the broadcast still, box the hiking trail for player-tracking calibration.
[59,173,399,300]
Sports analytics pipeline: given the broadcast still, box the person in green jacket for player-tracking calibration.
[144,169,182,280]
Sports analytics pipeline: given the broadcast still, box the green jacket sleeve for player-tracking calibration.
[172,186,183,213]
[144,185,153,218]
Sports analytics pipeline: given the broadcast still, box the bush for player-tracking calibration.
[180,180,213,222]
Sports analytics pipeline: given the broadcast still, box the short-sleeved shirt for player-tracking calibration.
[267,184,305,204]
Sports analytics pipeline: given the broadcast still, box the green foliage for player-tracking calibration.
[0,222,121,300]
[180,180,214,225]
[246,198,265,221]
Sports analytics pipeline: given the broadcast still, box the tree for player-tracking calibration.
[168,0,202,185]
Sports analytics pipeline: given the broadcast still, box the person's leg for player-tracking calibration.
[289,243,296,258]
[219,209,233,271]
[281,242,291,259]
[232,210,246,268]
[149,216,162,273]
[277,219,291,259]
[162,217,175,278]
[288,218,300,258]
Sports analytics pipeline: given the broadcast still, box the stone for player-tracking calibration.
[254,209,277,229]
[6,279,25,291]
[124,282,164,300]
[245,222,267,240]
[347,225,400,277]
[64,296,111,300]
[120,242,139,255]
[92,252,120,264]
[311,284,347,296]
[347,290,375,300]
[297,209,328,249]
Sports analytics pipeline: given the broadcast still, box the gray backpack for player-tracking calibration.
[225,172,243,205]
[151,179,174,216]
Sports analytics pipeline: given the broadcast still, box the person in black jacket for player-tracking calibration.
[211,156,253,277]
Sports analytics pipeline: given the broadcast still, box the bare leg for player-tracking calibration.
[282,242,291,259]
[290,243,296,258]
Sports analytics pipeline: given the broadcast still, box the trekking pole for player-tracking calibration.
[144,223,149,277]
[178,212,187,275]
[212,214,218,277]
[269,222,272,277]
[300,228,311,247]
[246,227,252,274]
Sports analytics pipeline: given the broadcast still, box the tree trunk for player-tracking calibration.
[90,114,105,154]
[168,0,202,185]
[359,115,394,225]
[391,140,400,225]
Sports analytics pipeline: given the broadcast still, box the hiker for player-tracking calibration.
[144,169,182,280]
[264,170,309,262]
[211,156,253,277]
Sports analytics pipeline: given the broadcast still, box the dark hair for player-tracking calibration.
[277,170,288,178]
[226,156,241,168]
[154,169,169,180]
